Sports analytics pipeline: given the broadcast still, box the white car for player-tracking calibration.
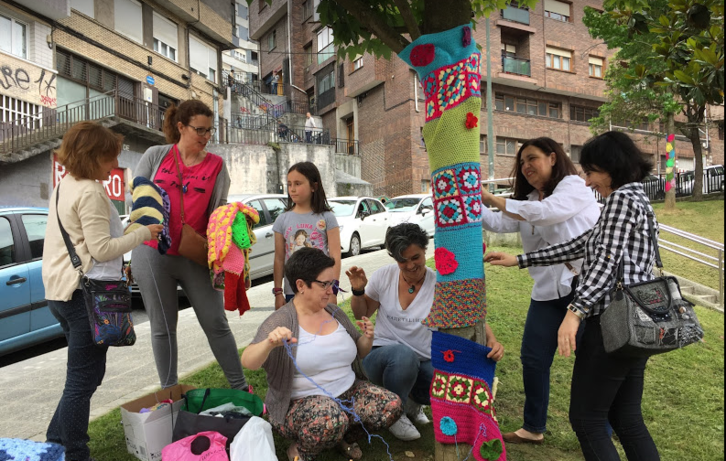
[384,194,435,236]
[328,196,391,256]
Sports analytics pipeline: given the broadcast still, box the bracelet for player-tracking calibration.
[274,292,284,297]
[567,304,586,321]
[352,287,366,297]
[272,287,283,296]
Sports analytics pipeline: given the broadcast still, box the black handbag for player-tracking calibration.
[600,197,704,357]
[56,183,136,347]
[172,388,263,452]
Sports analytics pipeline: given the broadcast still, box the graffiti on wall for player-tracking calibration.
[0,54,57,108]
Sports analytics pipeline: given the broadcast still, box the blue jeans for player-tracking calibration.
[570,317,659,461]
[362,344,433,406]
[520,292,582,433]
[46,290,108,461]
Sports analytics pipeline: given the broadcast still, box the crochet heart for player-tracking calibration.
[435,247,459,275]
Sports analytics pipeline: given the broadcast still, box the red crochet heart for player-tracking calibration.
[435,247,459,275]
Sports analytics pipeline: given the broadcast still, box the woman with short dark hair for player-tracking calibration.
[242,248,402,461]
[346,223,504,441]
[481,137,601,445]
[486,131,661,460]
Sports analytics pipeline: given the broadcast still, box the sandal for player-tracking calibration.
[338,441,363,460]
[287,442,300,461]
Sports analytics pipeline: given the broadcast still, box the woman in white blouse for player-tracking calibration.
[481,137,600,445]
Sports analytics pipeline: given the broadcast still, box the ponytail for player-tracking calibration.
[163,104,180,144]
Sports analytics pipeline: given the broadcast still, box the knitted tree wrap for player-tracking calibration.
[429,332,505,461]
[400,24,485,330]
[0,438,65,461]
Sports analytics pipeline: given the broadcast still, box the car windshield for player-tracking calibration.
[385,198,420,212]
[329,200,357,217]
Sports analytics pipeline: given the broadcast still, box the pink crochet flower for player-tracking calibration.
[410,44,435,67]
[435,247,459,275]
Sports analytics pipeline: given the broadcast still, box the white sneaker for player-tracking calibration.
[405,399,430,425]
[389,414,421,441]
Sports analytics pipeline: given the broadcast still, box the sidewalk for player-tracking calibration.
[0,246,432,441]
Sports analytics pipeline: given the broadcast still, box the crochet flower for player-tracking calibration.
[410,43,435,67]
[443,350,456,362]
[466,112,478,129]
[462,26,472,47]
[435,247,459,275]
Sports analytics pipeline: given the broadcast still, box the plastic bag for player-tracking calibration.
[229,416,278,461]
[162,431,229,461]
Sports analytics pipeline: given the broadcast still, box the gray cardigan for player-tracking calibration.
[251,301,364,427]
[135,144,231,216]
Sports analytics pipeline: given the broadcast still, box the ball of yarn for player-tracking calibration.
[440,416,458,436]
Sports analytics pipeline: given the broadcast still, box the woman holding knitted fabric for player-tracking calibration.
[480,137,600,445]
[346,222,504,442]
[131,100,249,392]
[242,247,402,461]
[43,122,162,461]
[486,131,661,460]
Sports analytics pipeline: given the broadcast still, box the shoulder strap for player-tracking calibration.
[172,145,187,224]
[616,191,662,283]
[55,182,83,272]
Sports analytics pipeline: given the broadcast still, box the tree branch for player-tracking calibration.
[333,0,411,53]
[393,0,421,41]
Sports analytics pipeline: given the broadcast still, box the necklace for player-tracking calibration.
[401,270,426,294]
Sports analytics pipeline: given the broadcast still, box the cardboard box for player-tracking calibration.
[120,384,196,461]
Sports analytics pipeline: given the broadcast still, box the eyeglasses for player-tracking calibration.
[187,125,216,137]
[312,279,346,295]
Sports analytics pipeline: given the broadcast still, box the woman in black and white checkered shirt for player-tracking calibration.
[486,131,661,461]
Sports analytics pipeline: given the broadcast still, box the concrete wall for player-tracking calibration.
[336,153,361,178]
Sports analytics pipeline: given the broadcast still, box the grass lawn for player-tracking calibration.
[651,199,724,290]
[88,242,724,461]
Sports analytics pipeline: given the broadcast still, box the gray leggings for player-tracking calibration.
[131,244,248,390]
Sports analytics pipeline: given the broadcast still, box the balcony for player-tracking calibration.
[501,5,530,25]
[502,56,531,77]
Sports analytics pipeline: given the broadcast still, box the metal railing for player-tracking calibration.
[502,56,531,77]
[230,112,277,130]
[658,224,724,308]
[501,5,530,24]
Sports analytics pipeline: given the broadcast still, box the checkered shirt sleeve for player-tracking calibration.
[518,183,657,317]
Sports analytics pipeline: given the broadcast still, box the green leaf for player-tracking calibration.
[674,69,695,84]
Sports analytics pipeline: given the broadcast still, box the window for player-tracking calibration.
[0,218,15,267]
[570,105,599,123]
[0,15,27,59]
[267,30,276,51]
[1,95,42,128]
[304,43,313,67]
[153,13,178,62]
[233,50,246,62]
[317,27,334,64]
[546,47,571,71]
[480,135,488,154]
[570,145,582,163]
[501,43,517,56]
[421,181,430,193]
[237,2,248,20]
[303,0,313,20]
[496,137,520,156]
[114,0,143,43]
[368,200,385,214]
[317,65,335,107]
[249,50,258,64]
[352,55,363,71]
[21,214,47,260]
[190,36,218,83]
[318,68,335,93]
[238,25,249,42]
[589,56,604,78]
[262,198,286,223]
[495,94,561,118]
[247,200,268,227]
[544,0,571,21]
[71,0,94,17]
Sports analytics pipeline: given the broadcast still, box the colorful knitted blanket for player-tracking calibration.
[207,202,260,316]
[0,438,65,461]
[399,24,486,329]
[125,176,171,254]
[430,331,506,461]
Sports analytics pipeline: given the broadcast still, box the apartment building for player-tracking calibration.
[248,0,723,197]
[222,1,259,84]
[0,0,237,208]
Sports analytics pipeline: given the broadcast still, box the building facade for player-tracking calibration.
[0,0,237,209]
[222,1,259,84]
[248,0,724,197]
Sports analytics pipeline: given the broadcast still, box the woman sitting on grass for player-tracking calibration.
[241,247,402,461]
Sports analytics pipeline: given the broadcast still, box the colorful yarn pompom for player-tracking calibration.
[440,416,458,436]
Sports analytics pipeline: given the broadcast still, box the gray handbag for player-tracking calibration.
[600,199,704,357]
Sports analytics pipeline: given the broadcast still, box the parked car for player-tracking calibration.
[123,194,287,289]
[384,194,435,236]
[0,207,64,357]
[328,196,391,256]
[676,165,725,197]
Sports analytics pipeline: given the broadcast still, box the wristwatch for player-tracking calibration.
[567,304,586,321]
[351,287,366,297]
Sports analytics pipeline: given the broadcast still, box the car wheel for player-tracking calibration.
[348,234,361,257]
